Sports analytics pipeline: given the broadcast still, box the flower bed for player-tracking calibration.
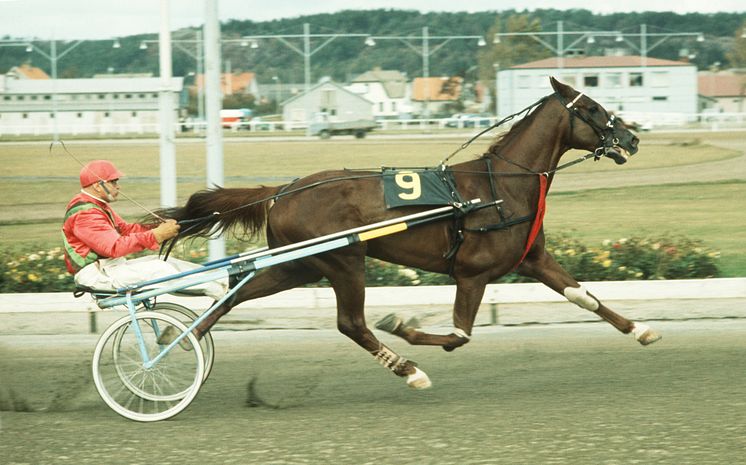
[1,234,720,293]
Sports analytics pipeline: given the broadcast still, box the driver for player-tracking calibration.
[62,160,227,300]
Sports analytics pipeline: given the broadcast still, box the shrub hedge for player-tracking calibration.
[0,234,720,293]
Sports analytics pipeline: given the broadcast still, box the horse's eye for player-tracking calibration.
[589,106,599,114]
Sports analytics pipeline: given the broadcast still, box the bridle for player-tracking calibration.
[556,91,625,161]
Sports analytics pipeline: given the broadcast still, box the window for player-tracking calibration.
[391,101,397,112]
[379,102,384,112]
[17,95,24,100]
[44,95,51,100]
[104,112,110,118]
[3,96,10,101]
[652,96,668,101]
[131,111,137,117]
[113,94,120,99]
[650,72,669,87]
[605,73,622,88]
[31,95,38,100]
[125,94,132,99]
[629,73,643,87]
[98,94,106,99]
[49,113,55,118]
[77,113,83,118]
[22,113,28,118]
[583,75,599,87]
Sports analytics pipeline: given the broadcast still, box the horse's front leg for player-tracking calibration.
[517,248,661,346]
[375,276,488,352]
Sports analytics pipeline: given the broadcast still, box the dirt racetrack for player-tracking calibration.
[2,316,746,464]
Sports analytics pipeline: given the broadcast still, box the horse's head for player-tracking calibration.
[550,77,639,165]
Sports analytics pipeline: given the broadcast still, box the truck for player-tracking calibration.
[308,115,377,139]
[220,108,252,130]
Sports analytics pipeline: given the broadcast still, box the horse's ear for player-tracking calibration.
[550,76,573,98]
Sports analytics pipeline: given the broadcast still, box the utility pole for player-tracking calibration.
[204,0,225,260]
[158,0,177,209]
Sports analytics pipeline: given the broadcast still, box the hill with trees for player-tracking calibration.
[2,9,745,87]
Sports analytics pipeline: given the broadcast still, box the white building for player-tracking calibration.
[497,56,697,119]
[0,74,183,135]
[346,68,411,119]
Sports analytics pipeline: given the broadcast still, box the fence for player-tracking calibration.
[1,278,744,333]
[2,112,745,137]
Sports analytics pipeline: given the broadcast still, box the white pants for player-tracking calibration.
[75,255,228,301]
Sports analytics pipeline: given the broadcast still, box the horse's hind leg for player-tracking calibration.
[310,251,432,389]
[375,275,488,352]
[518,248,662,346]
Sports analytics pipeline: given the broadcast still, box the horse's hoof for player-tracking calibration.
[406,367,432,389]
[156,326,193,351]
[375,313,403,334]
[632,323,662,346]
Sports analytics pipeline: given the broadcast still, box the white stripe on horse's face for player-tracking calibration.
[563,285,599,311]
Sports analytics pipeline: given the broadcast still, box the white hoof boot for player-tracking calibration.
[632,323,662,346]
[406,367,432,390]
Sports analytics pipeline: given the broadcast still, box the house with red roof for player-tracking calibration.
[496,55,697,119]
[410,76,463,117]
[6,64,50,80]
[698,72,746,113]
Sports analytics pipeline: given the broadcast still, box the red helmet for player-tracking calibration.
[79,160,124,187]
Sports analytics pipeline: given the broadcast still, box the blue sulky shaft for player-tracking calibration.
[103,200,486,305]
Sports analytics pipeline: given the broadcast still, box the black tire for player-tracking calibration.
[354,130,366,139]
[319,130,331,139]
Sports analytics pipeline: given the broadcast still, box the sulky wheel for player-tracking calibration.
[149,302,215,383]
[92,312,205,422]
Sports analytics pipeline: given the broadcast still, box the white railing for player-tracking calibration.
[1,113,745,137]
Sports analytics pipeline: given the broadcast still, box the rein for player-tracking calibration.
[168,90,618,252]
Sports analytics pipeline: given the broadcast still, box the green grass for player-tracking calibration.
[1,136,744,276]
[545,181,746,277]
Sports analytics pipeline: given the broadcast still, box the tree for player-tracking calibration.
[477,14,552,114]
[726,20,746,68]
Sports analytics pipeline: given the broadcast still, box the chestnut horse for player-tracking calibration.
[161,78,660,389]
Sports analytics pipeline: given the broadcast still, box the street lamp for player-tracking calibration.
[140,30,205,126]
[616,24,705,67]
[367,27,486,120]
[492,21,623,69]
[237,23,369,134]
[21,39,86,142]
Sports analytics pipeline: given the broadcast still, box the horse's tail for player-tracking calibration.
[156,185,282,241]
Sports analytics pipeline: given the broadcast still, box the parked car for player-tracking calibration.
[445,113,493,128]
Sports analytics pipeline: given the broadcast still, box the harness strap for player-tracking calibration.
[484,158,506,223]
[463,213,535,233]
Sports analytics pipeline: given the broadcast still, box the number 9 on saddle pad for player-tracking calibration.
[382,167,464,209]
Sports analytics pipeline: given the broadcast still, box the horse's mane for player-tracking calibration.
[482,95,552,158]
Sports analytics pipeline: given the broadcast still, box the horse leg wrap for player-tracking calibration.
[563,285,599,312]
[372,344,409,375]
[452,328,471,341]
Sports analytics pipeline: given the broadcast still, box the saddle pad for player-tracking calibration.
[382,167,463,209]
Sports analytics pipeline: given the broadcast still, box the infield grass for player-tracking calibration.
[1,134,743,276]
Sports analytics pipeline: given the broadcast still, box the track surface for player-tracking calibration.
[2,319,745,464]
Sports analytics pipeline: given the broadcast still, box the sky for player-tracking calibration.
[0,0,744,41]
